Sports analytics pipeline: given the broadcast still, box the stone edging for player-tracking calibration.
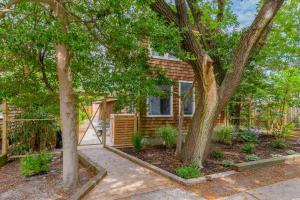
[70,151,107,200]
[105,146,236,185]
[234,154,300,172]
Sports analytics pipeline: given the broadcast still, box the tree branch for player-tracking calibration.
[218,0,284,110]
[217,0,225,22]
[186,0,209,49]
[151,0,179,25]
[37,49,58,100]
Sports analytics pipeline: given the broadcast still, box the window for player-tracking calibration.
[166,0,175,5]
[148,85,173,116]
[149,47,179,61]
[179,81,195,116]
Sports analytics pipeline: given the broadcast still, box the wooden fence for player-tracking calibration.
[110,114,135,147]
[1,99,57,156]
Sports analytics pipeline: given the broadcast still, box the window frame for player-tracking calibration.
[149,46,180,61]
[147,86,174,117]
[179,80,195,117]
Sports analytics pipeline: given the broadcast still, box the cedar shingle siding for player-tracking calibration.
[140,58,225,136]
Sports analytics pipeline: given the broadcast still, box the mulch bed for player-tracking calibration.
[120,135,300,176]
[0,154,94,200]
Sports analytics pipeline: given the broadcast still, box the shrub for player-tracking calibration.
[222,160,235,167]
[176,164,201,179]
[281,123,295,138]
[286,150,297,155]
[158,125,177,148]
[245,154,260,161]
[272,139,287,149]
[20,151,52,177]
[241,143,255,154]
[239,131,258,143]
[132,133,143,152]
[213,125,234,145]
[211,149,224,159]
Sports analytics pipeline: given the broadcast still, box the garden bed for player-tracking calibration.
[0,154,94,200]
[119,135,300,176]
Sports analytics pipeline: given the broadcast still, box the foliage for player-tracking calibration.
[222,160,235,167]
[131,133,143,152]
[158,125,177,148]
[8,110,58,156]
[211,149,224,159]
[239,131,258,143]
[231,0,300,134]
[176,164,201,179]
[213,125,234,145]
[281,123,295,138]
[241,143,256,154]
[286,150,297,155]
[20,151,52,177]
[272,139,287,149]
[245,154,260,162]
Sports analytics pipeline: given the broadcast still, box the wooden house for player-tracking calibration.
[97,50,226,147]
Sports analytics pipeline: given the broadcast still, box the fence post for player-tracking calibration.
[2,99,8,156]
[102,97,107,147]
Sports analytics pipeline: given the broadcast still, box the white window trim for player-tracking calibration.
[147,86,174,117]
[149,46,180,61]
[179,80,195,117]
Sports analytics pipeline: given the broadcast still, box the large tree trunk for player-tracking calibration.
[181,57,219,165]
[56,44,79,189]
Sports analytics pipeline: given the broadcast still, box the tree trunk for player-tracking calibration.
[176,81,194,157]
[181,59,219,165]
[56,44,79,190]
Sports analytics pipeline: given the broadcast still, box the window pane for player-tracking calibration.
[149,85,172,116]
[180,82,194,115]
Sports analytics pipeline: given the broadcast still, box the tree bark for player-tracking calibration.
[181,56,219,165]
[176,81,194,157]
[56,44,79,189]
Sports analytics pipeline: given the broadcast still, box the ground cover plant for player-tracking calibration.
[245,154,260,162]
[120,134,300,176]
[272,139,287,149]
[0,154,93,200]
[222,160,236,167]
[241,143,256,154]
[211,149,224,159]
[176,164,201,179]
[20,152,52,177]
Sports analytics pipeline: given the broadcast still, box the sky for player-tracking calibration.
[231,0,259,28]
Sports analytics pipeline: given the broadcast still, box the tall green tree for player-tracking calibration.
[0,0,175,189]
[149,0,285,164]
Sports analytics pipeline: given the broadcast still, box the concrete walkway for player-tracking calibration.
[223,177,300,200]
[79,146,202,200]
[79,145,300,200]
